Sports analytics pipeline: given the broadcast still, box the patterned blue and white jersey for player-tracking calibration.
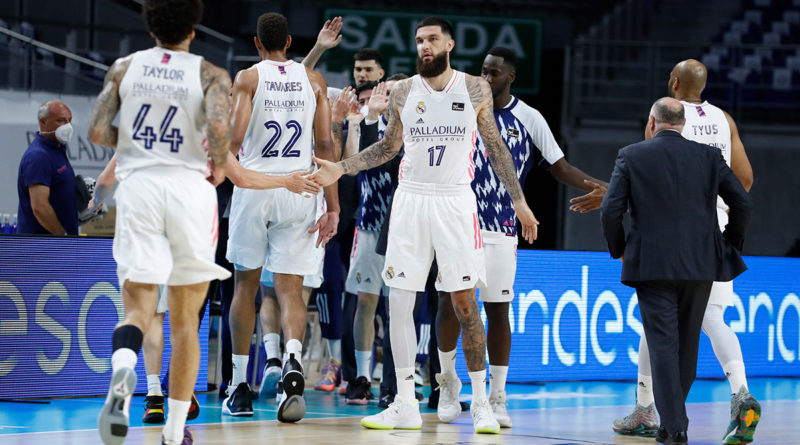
[472,96,564,236]
[356,115,393,231]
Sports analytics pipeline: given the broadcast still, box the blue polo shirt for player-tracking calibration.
[17,133,78,235]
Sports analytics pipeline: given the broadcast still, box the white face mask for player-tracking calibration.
[359,105,369,117]
[43,123,73,144]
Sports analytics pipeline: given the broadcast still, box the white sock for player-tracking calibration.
[147,374,163,396]
[637,374,654,406]
[489,365,508,398]
[438,348,457,376]
[396,367,415,401]
[232,354,249,387]
[723,360,748,394]
[327,338,342,362]
[263,333,281,362]
[355,350,372,381]
[468,369,487,403]
[163,398,190,443]
[284,338,303,370]
[111,348,137,373]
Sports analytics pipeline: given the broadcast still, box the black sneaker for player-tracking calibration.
[277,353,306,423]
[186,393,200,421]
[345,376,373,405]
[142,395,165,424]
[222,382,253,417]
[378,387,395,409]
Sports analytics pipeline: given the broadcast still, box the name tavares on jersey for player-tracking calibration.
[264,81,303,92]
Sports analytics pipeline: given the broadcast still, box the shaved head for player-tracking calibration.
[668,59,707,100]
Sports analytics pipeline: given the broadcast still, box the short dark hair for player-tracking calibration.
[354,48,382,67]
[142,0,203,46]
[488,47,518,70]
[257,12,288,52]
[415,16,454,38]
[386,73,408,81]
[355,81,378,96]
[651,98,685,125]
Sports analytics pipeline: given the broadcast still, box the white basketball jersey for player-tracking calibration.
[680,100,731,166]
[680,100,732,211]
[116,47,206,180]
[239,60,317,174]
[399,71,478,185]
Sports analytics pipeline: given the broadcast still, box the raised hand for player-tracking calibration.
[332,87,357,123]
[316,17,343,50]
[284,171,321,196]
[367,82,389,120]
[514,201,539,244]
[569,180,608,213]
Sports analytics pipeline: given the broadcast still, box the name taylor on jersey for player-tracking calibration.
[131,64,189,101]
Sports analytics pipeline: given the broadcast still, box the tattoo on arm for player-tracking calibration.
[202,61,232,167]
[332,121,343,158]
[88,58,129,147]
[339,79,410,174]
[468,76,524,201]
[302,45,325,69]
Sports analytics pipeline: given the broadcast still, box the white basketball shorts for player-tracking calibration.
[709,207,734,307]
[113,166,230,287]
[260,252,324,289]
[382,181,485,293]
[345,228,388,296]
[477,230,518,303]
[226,186,324,275]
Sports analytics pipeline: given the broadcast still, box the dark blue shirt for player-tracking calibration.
[356,115,393,232]
[17,133,78,235]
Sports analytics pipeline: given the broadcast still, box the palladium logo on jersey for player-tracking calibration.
[409,125,466,141]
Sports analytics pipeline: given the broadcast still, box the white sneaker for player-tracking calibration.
[471,398,500,434]
[360,395,422,430]
[489,391,512,428]
[434,372,462,423]
[259,360,282,400]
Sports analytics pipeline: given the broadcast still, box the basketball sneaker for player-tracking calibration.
[723,386,761,444]
[434,372,462,423]
[612,403,659,436]
[345,376,373,405]
[360,395,422,430]
[489,390,512,428]
[142,395,165,424]
[471,398,500,434]
[313,358,341,392]
[378,387,395,409]
[187,393,200,421]
[338,381,348,395]
[161,426,193,445]
[260,358,282,400]
[222,382,254,417]
[277,353,306,423]
[98,366,136,445]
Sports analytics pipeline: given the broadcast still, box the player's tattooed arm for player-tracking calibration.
[332,121,344,159]
[88,56,131,148]
[467,75,524,202]
[453,295,488,370]
[339,79,410,175]
[201,60,233,168]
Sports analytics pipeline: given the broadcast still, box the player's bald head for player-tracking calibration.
[668,59,707,98]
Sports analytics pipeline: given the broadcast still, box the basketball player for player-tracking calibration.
[433,46,609,429]
[613,59,759,444]
[89,1,231,443]
[311,16,538,434]
[224,12,339,423]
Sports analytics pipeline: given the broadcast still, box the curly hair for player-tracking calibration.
[142,0,203,46]
[257,12,289,52]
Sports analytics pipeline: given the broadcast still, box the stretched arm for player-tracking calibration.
[343,113,364,161]
[725,110,753,192]
[29,185,66,235]
[223,151,320,194]
[88,57,130,147]
[331,87,356,157]
[302,17,343,69]
[549,158,610,213]
[201,61,232,177]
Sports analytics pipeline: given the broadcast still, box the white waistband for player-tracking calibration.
[397,180,472,196]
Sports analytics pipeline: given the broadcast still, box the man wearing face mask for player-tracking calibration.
[17,100,78,235]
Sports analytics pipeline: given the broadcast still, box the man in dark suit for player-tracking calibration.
[600,97,752,444]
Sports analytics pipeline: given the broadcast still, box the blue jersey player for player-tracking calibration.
[439,47,608,428]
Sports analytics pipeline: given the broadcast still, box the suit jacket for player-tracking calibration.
[600,130,753,286]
